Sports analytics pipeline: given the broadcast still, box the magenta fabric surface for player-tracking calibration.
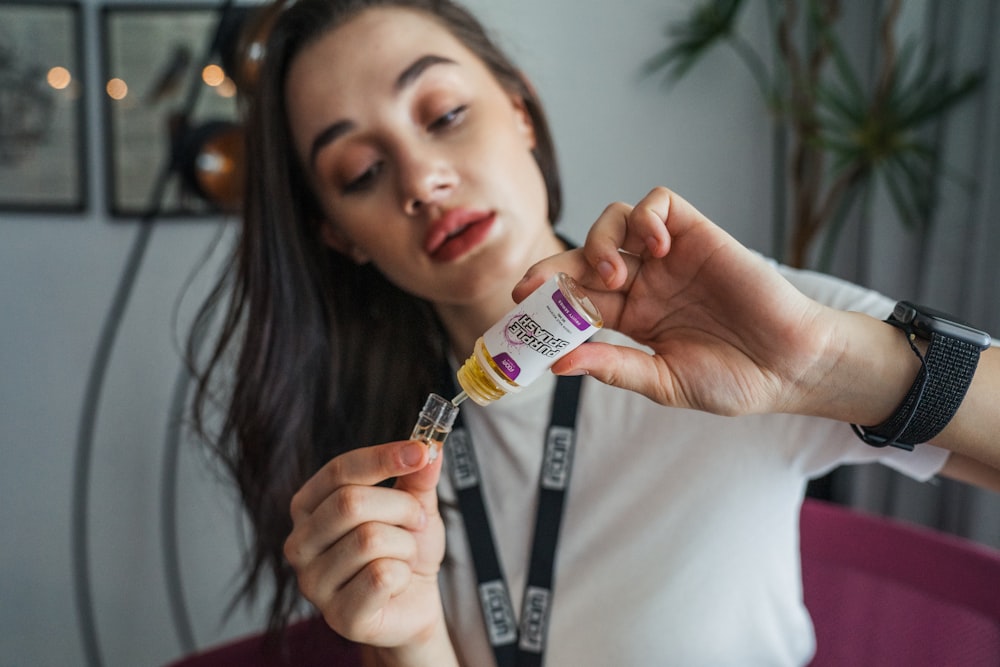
[164,615,362,667]
[801,499,1000,666]
[167,499,1000,666]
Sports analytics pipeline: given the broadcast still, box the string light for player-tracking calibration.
[106,78,128,101]
[47,66,72,90]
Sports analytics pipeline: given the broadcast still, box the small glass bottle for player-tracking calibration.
[410,393,460,462]
[454,272,603,406]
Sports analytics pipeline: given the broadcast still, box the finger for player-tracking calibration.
[629,187,673,257]
[291,440,429,520]
[583,188,673,288]
[511,248,594,303]
[581,201,635,289]
[293,521,418,606]
[393,445,446,527]
[655,187,712,239]
[604,189,671,258]
[512,188,676,301]
[550,341,674,406]
[322,556,415,642]
[286,483,428,565]
[512,258,641,339]
[394,446,443,497]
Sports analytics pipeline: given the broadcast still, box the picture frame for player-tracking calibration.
[101,3,240,218]
[0,0,86,213]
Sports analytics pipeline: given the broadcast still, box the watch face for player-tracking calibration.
[891,302,920,324]
[894,301,992,349]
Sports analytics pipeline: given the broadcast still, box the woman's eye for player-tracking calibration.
[428,105,468,132]
[342,162,382,194]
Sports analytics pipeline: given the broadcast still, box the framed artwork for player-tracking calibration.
[0,0,86,212]
[101,3,240,217]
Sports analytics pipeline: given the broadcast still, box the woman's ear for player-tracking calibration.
[319,221,371,264]
[511,73,539,150]
[511,96,537,151]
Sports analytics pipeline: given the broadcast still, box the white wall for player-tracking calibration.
[2,1,917,665]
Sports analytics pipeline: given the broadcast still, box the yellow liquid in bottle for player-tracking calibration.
[455,337,521,406]
[454,273,602,407]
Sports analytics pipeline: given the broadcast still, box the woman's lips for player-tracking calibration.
[424,210,497,262]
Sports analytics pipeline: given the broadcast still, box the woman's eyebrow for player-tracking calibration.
[310,120,353,168]
[395,54,458,92]
[309,54,459,168]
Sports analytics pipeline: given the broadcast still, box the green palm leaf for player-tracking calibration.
[641,0,746,86]
[643,0,983,267]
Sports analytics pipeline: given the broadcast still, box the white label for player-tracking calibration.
[541,426,575,490]
[445,429,479,490]
[518,586,552,653]
[479,580,517,646]
[482,274,599,387]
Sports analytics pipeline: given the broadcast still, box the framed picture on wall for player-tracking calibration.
[0,0,87,212]
[101,3,241,218]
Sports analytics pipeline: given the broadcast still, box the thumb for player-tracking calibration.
[393,442,444,513]
[551,341,672,406]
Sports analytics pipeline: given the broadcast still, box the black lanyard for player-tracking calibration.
[444,374,582,667]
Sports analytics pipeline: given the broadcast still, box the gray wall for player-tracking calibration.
[1,1,996,666]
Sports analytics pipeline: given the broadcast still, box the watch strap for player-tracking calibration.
[852,322,982,450]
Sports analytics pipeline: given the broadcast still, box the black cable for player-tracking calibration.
[71,2,236,664]
[160,220,229,655]
[161,360,199,654]
[72,215,157,667]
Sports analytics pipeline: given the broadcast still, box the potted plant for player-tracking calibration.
[643,0,982,270]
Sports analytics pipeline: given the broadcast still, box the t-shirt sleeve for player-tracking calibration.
[761,253,895,316]
[784,412,950,482]
[766,258,951,481]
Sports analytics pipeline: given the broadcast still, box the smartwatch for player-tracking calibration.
[852,301,992,451]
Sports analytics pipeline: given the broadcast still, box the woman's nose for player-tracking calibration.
[399,149,458,216]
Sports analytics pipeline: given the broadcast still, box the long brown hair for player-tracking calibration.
[189,0,563,631]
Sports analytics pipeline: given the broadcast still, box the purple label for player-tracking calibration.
[552,289,589,331]
[494,353,520,380]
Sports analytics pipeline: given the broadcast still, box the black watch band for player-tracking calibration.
[852,302,991,451]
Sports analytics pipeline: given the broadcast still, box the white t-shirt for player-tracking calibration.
[437,265,949,666]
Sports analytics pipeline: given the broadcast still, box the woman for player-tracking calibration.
[190,0,1000,665]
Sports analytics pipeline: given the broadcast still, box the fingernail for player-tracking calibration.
[597,260,615,284]
[401,442,425,467]
[555,367,589,376]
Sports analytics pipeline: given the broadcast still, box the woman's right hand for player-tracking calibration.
[284,439,455,663]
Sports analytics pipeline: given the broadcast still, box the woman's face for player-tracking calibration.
[285,7,556,306]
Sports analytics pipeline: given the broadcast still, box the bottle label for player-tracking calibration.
[483,274,599,385]
[552,290,591,331]
[493,352,522,380]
